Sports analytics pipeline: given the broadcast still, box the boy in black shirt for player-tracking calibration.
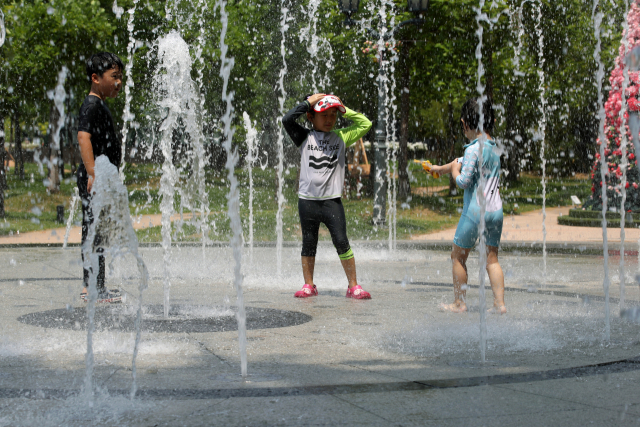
[77,52,124,303]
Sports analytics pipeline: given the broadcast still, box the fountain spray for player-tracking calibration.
[275,0,290,277]
[534,0,548,286]
[372,0,390,228]
[474,0,489,363]
[218,0,248,378]
[0,10,5,48]
[119,0,139,181]
[383,0,399,251]
[592,0,611,341]
[618,0,631,311]
[47,66,68,192]
[195,0,211,261]
[63,187,79,248]
[83,252,99,403]
[243,112,259,266]
[300,0,321,93]
[154,30,209,318]
[81,156,149,401]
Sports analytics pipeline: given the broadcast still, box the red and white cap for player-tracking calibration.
[313,95,346,114]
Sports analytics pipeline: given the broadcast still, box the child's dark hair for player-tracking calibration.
[86,52,124,81]
[460,98,495,134]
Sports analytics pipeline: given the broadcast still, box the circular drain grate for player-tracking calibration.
[17,305,312,333]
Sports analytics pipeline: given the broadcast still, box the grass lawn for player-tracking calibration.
[1,164,79,235]
[1,161,591,242]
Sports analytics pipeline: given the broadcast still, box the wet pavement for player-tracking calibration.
[1,244,640,426]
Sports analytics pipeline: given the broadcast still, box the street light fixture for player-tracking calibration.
[338,0,360,26]
[407,0,430,13]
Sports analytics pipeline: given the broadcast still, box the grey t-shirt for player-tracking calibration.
[282,102,372,200]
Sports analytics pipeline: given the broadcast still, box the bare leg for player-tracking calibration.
[301,256,315,285]
[340,257,358,288]
[440,244,471,313]
[486,246,506,314]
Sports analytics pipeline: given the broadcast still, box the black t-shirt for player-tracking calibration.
[77,95,121,174]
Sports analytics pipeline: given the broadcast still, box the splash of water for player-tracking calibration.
[155,31,208,317]
[47,67,68,191]
[275,1,290,276]
[63,187,80,248]
[383,0,399,251]
[157,35,178,319]
[81,156,149,400]
[0,10,5,48]
[534,0,548,284]
[618,0,631,311]
[474,0,489,363]
[119,0,139,181]
[243,112,259,266]
[195,0,211,261]
[300,0,321,93]
[112,0,124,19]
[218,0,247,378]
[592,0,611,341]
[372,1,390,227]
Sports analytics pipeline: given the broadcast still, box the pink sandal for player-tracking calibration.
[294,284,318,298]
[346,285,371,300]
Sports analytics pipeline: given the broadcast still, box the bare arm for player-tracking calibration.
[78,131,95,191]
[431,159,461,176]
[450,159,463,181]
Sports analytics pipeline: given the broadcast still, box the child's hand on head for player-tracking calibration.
[307,93,326,107]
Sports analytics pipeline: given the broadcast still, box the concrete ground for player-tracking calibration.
[1,243,640,426]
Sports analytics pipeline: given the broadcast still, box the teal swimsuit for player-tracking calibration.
[453,138,503,249]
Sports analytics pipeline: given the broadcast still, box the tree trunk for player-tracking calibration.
[485,32,494,103]
[398,42,411,201]
[59,123,66,180]
[447,101,458,195]
[504,89,520,182]
[0,113,6,218]
[69,114,78,175]
[48,104,61,192]
[14,112,24,180]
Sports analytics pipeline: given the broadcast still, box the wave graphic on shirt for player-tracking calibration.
[309,154,338,170]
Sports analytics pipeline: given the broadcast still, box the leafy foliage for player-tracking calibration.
[0,0,627,206]
[585,0,640,212]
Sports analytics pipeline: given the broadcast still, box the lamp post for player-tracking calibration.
[340,0,429,226]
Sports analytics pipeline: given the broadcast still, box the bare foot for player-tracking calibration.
[438,302,467,313]
[487,305,507,315]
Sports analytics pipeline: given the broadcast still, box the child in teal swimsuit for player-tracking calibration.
[430,98,506,314]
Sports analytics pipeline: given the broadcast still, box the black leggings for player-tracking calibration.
[77,166,105,290]
[298,198,353,259]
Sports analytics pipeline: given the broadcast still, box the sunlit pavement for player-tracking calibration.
[3,206,638,248]
[1,244,640,426]
[413,206,640,245]
[0,212,198,245]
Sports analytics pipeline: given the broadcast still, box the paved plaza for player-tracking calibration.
[1,242,640,426]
